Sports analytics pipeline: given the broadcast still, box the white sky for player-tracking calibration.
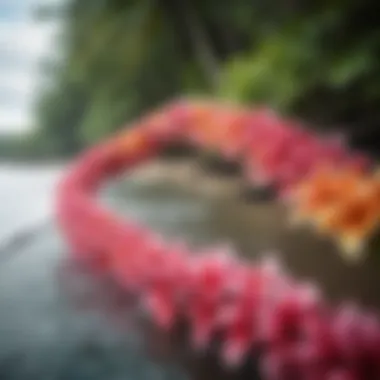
[0,0,63,133]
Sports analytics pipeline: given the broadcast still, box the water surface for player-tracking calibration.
[0,161,379,380]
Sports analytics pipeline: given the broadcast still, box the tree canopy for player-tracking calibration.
[35,0,380,156]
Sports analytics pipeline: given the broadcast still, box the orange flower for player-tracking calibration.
[189,104,224,149]
[290,168,361,226]
[320,178,380,259]
[115,127,152,156]
[217,110,250,158]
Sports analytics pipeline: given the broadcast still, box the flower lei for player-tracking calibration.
[56,99,380,379]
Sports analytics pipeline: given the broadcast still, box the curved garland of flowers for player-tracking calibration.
[56,99,380,379]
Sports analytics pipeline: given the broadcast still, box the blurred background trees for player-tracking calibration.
[34,0,380,156]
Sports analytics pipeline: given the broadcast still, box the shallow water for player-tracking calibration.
[0,161,379,380]
[0,164,63,241]
[0,163,260,380]
[105,160,380,309]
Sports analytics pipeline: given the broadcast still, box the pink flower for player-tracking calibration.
[145,100,193,144]
[220,267,261,366]
[325,370,357,380]
[187,248,238,349]
[110,224,153,290]
[142,240,192,329]
[57,99,380,380]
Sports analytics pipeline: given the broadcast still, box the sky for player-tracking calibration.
[0,0,63,133]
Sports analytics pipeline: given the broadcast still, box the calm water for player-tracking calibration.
[0,162,379,380]
[0,163,258,380]
[0,164,63,241]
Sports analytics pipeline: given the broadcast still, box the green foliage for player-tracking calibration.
[218,31,318,111]
[26,0,380,158]
[327,43,376,88]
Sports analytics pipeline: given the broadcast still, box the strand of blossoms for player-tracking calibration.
[56,99,380,379]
